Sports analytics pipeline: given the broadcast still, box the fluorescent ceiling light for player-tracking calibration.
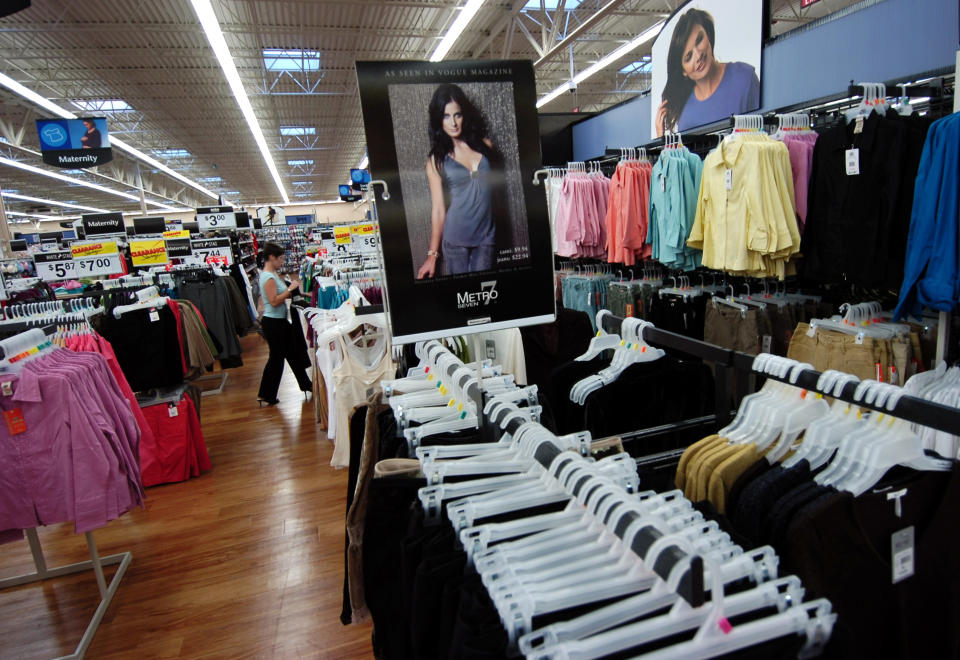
[430,0,485,62]
[357,154,369,170]
[155,148,191,159]
[0,156,140,201]
[536,21,664,109]
[288,159,314,166]
[6,210,61,221]
[271,199,345,206]
[0,156,175,211]
[0,72,217,200]
[198,176,223,183]
[190,0,289,203]
[0,191,109,213]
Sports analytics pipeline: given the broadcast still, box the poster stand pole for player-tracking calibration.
[471,333,490,441]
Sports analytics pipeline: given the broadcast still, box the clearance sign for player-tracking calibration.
[334,226,352,245]
[70,241,118,258]
[130,238,169,267]
[70,240,124,277]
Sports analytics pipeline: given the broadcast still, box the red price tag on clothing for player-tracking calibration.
[625,304,634,317]
[4,408,27,435]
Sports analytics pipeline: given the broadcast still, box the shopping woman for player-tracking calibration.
[417,83,502,278]
[257,242,311,405]
[655,8,760,136]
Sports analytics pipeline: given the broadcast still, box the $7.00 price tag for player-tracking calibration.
[70,240,123,278]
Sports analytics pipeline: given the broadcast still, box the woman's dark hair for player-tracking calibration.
[260,242,284,267]
[662,8,716,132]
[428,84,498,173]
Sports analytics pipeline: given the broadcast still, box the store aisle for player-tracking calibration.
[0,334,373,659]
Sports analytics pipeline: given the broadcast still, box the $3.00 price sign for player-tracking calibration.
[70,240,124,278]
[34,251,77,281]
[196,207,237,231]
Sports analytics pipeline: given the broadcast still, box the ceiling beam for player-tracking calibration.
[534,0,629,68]
[469,0,528,57]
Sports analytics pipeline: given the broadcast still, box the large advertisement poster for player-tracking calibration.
[356,60,555,344]
[650,0,763,138]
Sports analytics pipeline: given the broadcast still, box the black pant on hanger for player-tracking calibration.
[258,316,311,400]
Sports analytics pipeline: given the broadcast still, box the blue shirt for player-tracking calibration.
[648,147,703,271]
[893,112,960,319]
[259,271,288,319]
[677,62,760,132]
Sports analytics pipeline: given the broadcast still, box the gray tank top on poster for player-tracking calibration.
[442,154,495,248]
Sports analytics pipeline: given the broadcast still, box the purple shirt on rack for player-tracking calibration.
[0,350,143,539]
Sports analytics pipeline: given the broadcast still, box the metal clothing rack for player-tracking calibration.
[0,322,57,353]
[600,314,748,428]
[599,314,960,437]
[0,529,132,660]
[0,325,132,658]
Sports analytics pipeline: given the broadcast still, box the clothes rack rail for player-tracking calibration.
[598,314,960,437]
[0,530,132,660]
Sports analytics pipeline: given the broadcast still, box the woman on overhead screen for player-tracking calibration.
[417,83,503,278]
[655,8,760,136]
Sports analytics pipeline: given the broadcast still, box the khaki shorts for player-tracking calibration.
[705,304,762,355]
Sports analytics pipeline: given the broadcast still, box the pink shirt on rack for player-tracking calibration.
[0,350,143,538]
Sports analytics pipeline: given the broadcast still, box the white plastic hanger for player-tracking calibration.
[111,286,170,318]
[0,328,57,372]
[574,310,621,361]
[569,318,664,405]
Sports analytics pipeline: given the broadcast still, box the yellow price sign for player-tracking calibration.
[358,223,375,235]
[163,230,190,239]
[334,226,352,245]
[71,241,119,259]
[129,239,169,267]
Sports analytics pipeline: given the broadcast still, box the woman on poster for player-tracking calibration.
[417,84,503,278]
[655,7,760,136]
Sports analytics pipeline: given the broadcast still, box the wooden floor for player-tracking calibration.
[0,334,374,659]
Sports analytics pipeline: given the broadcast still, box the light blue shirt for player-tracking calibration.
[259,271,288,319]
[648,148,703,271]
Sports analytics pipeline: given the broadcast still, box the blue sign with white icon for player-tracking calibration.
[38,122,69,148]
[35,117,113,169]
